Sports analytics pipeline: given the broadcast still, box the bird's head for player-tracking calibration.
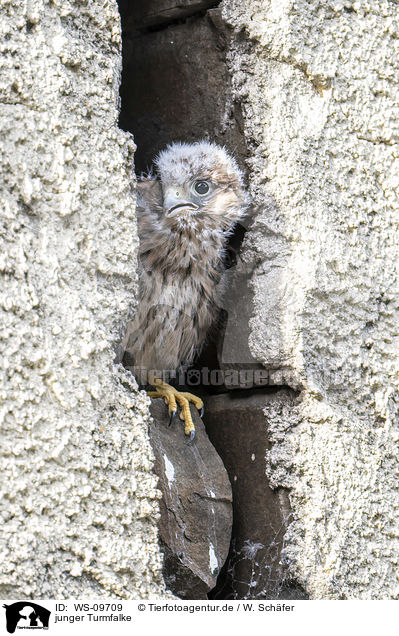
[155,141,249,232]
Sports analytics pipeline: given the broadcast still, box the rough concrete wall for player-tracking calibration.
[0,0,167,598]
[221,0,399,598]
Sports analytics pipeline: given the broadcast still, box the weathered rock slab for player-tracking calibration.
[149,399,233,599]
[0,0,167,599]
[220,0,399,599]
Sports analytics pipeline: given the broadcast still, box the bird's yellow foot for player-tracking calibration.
[147,379,203,439]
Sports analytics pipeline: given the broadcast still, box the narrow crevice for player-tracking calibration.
[203,389,307,600]
[117,0,304,600]
[118,2,247,173]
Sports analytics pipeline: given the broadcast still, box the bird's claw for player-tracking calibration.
[147,380,200,438]
[199,405,204,418]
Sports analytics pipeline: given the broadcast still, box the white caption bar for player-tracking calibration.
[0,599,394,636]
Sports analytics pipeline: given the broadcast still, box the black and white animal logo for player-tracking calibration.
[3,602,50,633]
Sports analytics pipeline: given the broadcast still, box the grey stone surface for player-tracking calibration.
[0,0,168,599]
[205,391,307,599]
[221,0,399,599]
[217,257,269,390]
[149,400,233,599]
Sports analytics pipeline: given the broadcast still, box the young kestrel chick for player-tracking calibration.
[123,141,248,437]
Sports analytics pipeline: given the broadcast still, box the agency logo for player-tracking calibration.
[3,603,51,633]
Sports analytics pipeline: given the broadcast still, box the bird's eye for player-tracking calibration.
[194,180,210,195]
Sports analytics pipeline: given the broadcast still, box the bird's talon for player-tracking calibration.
[147,378,201,439]
[169,410,176,427]
[199,405,204,418]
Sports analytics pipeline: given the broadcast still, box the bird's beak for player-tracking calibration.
[166,202,199,216]
[164,188,199,216]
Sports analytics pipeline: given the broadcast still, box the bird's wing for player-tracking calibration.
[135,177,165,257]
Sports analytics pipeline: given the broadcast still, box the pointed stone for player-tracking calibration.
[149,399,233,599]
